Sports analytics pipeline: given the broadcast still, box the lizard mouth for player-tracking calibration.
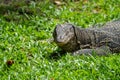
[55,39,69,46]
[56,42,67,46]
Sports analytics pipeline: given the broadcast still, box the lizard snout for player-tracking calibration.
[55,36,68,46]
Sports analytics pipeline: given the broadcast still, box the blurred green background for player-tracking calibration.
[0,0,120,80]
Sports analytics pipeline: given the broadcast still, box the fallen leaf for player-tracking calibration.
[6,60,14,67]
[54,0,63,6]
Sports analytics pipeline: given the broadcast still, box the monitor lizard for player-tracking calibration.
[53,20,120,56]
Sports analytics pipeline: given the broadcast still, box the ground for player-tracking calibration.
[0,0,120,79]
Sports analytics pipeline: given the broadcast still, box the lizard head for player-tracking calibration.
[53,23,75,46]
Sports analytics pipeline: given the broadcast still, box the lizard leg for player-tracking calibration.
[99,38,120,53]
[108,41,120,53]
[72,46,111,56]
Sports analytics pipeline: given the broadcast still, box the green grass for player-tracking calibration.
[0,0,120,80]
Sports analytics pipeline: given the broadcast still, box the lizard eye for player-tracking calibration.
[65,31,69,35]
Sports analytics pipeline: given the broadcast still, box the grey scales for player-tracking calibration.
[53,20,120,56]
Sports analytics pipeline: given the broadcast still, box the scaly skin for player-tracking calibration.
[53,20,120,55]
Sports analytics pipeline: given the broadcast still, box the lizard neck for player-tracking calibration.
[74,27,96,47]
